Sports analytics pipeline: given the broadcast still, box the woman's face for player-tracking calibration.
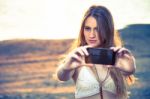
[84,16,101,47]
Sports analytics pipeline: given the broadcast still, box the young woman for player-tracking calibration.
[56,5,136,99]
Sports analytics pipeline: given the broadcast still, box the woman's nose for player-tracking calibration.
[89,30,96,38]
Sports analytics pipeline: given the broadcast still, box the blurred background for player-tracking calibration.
[0,0,150,99]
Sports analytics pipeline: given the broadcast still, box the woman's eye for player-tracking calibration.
[94,28,98,32]
[84,27,91,31]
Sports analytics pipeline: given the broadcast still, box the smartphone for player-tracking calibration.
[85,48,116,65]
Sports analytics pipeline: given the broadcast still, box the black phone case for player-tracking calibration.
[85,48,116,65]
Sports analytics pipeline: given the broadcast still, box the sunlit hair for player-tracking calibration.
[68,5,135,99]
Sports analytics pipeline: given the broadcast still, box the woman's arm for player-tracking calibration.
[56,46,90,81]
[56,62,75,81]
[114,48,136,76]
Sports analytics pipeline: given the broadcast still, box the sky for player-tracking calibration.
[0,0,150,41]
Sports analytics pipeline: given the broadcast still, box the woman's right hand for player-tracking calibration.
[63,46,91,70]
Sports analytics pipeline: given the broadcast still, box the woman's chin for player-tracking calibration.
[88,44,99,48]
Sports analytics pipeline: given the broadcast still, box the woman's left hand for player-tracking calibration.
[110,47,131,57]
[107,47,136,75]
[106,47,131,68]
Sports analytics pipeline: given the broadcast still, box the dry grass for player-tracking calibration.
[0,39,75,99]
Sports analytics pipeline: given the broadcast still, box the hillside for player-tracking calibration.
[119,24,150,99]
[0,39,73,56]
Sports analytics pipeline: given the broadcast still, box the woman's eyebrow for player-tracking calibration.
[84,25,97,28]
[84,26,91,28]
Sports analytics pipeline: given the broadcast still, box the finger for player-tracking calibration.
[72,54,82,62]
[118,47,131,54]
[110,47,117,52]
[118,48,132,58]
[81,45,93,55]
[116,49,124,57]
[110,47,121,52]
[81,56,86,64]
[106,65,114,68]
[80,63,93,67]
[76,48,85,56]
[110,47,115,50]
[118,47,126,53]
[80,46,89,56]
[84,45,93,48]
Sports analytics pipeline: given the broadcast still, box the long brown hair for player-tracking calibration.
[69,5,135,98]
[78,5,114,48]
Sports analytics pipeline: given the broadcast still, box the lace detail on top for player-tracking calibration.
[75,66,116,99]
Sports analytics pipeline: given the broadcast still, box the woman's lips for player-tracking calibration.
[89,40,97,43]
